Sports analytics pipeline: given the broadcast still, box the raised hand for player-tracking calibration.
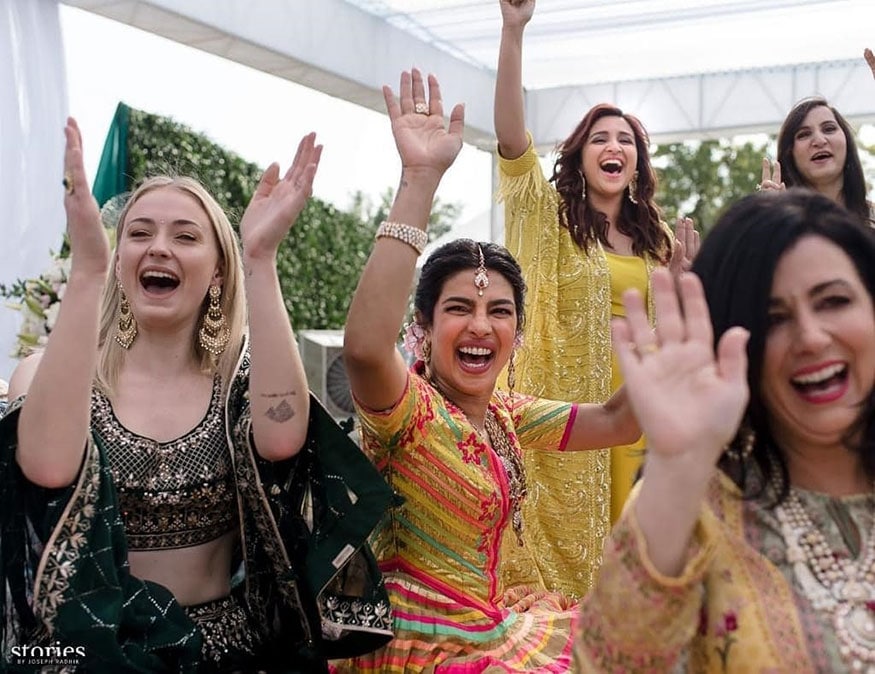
[865,48,875,80]
[668,216,699,276]
[239,133,322,260]
[613,268,749,468]
[499,0,535,27]
[759,157,785,192]
[63,118,109,277]
[383,69,464,180]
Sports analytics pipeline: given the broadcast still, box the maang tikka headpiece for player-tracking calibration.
[473,245,490,297]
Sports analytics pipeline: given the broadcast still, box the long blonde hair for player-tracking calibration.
[95,177,247,395]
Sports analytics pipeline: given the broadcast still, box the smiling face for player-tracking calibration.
[791,105,848,191]
[426,268,518,405]
[761,235,875,454]
[115,186,222,334]
[581,115,639,200]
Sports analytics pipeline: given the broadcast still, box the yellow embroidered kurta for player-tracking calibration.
[574,471,875,672]
[498,137,658,596]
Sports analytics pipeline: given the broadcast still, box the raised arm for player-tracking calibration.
[494,0,534,159]
[344,69,464,411]
[239,133,322,461]
[613,268,749,575]
[11,118,110,488]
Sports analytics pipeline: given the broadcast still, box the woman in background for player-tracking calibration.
[759,48,873,226]
[494,0,697,596]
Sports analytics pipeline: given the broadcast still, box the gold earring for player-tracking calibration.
[507,349,517,399]
[579,169,586,200]
[422,336,432,379]
[198,284,230,356]
[116,282,138,349]
[628,171,639,205]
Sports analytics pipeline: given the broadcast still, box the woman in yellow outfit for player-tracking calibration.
[494,0,698,596]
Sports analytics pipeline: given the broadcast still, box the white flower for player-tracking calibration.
[45,302,61,332]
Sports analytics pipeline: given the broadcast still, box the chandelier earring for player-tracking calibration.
[628,170,639,205]
[115,281,138,349]
[198,284,230,356]
[507,349,517,397]
[421,335,432,379]
[579,169,587,200]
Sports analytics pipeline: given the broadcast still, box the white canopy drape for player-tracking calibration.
[0,0,67,381]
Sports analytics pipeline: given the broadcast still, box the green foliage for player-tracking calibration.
[276,200,378,329]
[126,108,264,223]
[122,107,461,330]
[653,138,771,232]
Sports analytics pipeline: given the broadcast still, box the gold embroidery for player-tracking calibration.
[499,142,662,596]
[90,379,238,550]
[33,439,101,631]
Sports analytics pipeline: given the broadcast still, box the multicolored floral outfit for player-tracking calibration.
[0,341,394,673]
[575,471,875,672]
[498,135,663,596]
[335,367,580,673]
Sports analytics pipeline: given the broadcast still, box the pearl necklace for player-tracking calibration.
[775,488,875,672]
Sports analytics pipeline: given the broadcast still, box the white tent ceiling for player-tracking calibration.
[63,0,875,149]
[344,0,871,87]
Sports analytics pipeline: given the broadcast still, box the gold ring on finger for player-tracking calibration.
[63,172,74,195]
[414,102,429,115]
[640,342,659,355]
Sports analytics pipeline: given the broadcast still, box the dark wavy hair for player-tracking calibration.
[777,97,870,226]
[692,189,875,504]
[550,103,670,260]
[414,239,526,334]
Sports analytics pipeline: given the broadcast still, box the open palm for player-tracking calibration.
[239,132,322,260]
[64,118,109,277]
[614,269,749,466]
[383,69,464,178]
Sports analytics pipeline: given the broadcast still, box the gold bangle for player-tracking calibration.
[375,220,428,255]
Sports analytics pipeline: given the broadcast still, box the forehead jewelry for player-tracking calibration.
[473,245,490,297]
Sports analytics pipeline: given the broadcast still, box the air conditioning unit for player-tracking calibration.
[298,329,355,421]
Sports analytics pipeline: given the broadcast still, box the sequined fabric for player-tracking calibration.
[90,377,238,550]
[184,592,265,670]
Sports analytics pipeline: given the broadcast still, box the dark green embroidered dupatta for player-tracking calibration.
[0,359,395,671]
[0,399,202,672]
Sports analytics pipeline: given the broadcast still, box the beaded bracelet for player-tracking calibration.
[375,220,428,255]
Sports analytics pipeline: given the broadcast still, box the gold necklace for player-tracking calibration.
[775,488,875,670]
[484,410,527,547]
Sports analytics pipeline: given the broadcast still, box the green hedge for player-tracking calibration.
[117,106,384,329]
